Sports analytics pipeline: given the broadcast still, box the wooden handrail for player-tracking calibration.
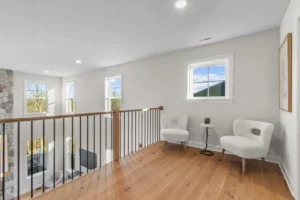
[0,111,113,124]
[0,106,163,123]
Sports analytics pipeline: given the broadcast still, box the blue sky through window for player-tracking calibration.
[109,78,121,97]
[193,65,225,94]
[26,83,47,98]
[67,83,75,99]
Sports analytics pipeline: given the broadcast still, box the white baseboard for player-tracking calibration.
[173,140,281,164]
[279,163,294,198]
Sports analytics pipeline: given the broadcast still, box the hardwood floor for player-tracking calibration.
[32,142,293,200]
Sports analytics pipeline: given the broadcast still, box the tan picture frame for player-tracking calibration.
[279,33,292,112]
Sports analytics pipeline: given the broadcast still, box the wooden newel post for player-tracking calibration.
[113,110,120,161]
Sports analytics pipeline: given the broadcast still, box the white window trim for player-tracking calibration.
[105,75,122,112]
[66,82,76,113]
[24,81,48,116]
[185,53,234,103]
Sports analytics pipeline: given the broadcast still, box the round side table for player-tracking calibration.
[200,123,215,156]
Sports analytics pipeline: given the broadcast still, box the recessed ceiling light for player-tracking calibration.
[44,70,49,73]
[175,0,187,9]
[75,60,82,64]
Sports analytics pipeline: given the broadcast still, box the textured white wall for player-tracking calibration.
[62,29,280,158]
[280,0,300,198]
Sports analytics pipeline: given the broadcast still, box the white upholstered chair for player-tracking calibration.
[160,116,189,152]
[220,119,274,174]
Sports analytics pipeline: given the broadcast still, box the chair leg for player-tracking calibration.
[261,157,265,162]
[242,158,246,174]
[162,141,166,152]
[183,142,187,152]
[220,149,225,161]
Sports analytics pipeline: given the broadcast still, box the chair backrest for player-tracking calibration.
[161,116,188,130]
[233,119,274,152]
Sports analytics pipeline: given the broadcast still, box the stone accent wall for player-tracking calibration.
[0,69,14,199]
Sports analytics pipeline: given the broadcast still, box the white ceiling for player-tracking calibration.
[0,0,290,77]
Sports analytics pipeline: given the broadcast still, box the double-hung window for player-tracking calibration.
[26,138,47,177]
[66,82,75,113]
[187,54,233,101]
[25,83,48,114]
[105,76,122,111]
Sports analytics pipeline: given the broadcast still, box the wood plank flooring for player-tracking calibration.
[32,142,293,200]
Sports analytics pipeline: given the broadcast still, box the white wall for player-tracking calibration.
[280,0,300,198]
[13,72,63,195]
[62,29,280,158]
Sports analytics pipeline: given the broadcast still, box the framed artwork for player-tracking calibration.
[279,33,292,112]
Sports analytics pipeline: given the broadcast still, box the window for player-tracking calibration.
[25,83,47,114]
[187,54,233,101]
[0,135,8,177]
[66,137,75,173]
[105,76,122,111]
[26,138,47,177]
[66,82,75,113]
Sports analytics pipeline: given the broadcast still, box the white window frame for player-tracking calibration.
[24,81,48,115]
[66,82,76,113]
[186,54,234,103]
[105,76,122,112]
[24,138,49,180]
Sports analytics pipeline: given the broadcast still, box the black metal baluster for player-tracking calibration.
[87,116,89,173]
[79,116,82,176]
[2,123,5,200]
[53,119,56,187]
[17,122,20,200]
[100,114,102,167]
[93,115,96,170]
[42,120,45,193]
[123,112,125,157]
[30,121,33,198]
[72,117,74,179]
[63,118,65,184]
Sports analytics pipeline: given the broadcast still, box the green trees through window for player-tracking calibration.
[25,83,47,113]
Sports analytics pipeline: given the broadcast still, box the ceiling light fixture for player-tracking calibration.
[75,60,82,64]
[44,70,49,73]
[175,0,187,9]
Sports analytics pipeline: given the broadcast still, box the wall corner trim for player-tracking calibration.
[279,163,295,198]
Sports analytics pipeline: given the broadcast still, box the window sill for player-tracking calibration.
[25,170,50,180]
[186,98,234,103]
[24,113,48,117]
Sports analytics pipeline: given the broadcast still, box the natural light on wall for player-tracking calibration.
[66,82,75,113]
[48,89,55,114]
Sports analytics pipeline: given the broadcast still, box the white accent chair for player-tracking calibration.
[220,119,274,174]
[160,116,189,152]
[44,170,66,188]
